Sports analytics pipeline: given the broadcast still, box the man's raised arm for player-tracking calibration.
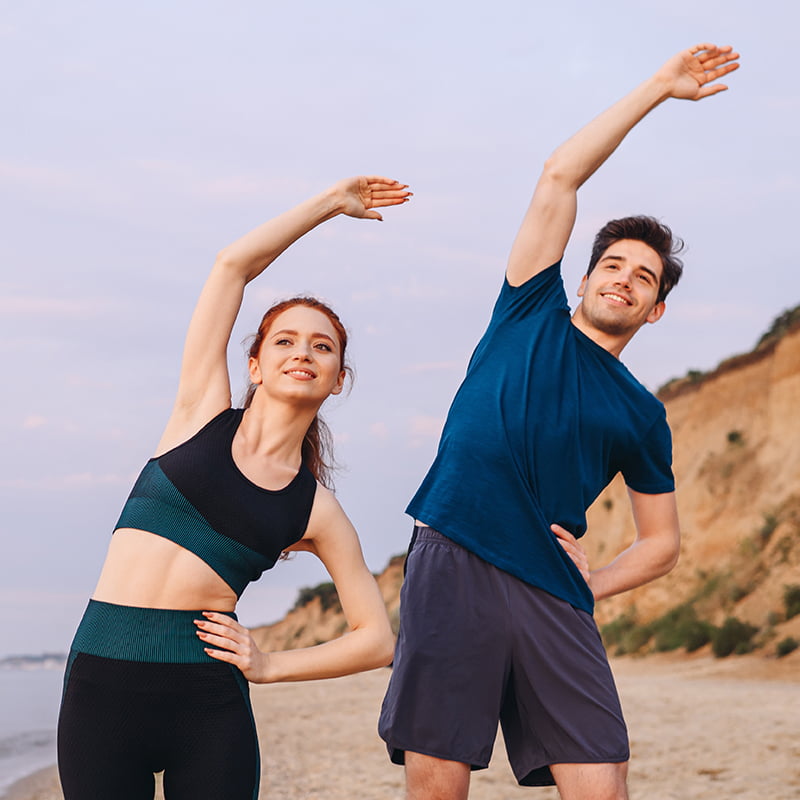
[506,44,740,287]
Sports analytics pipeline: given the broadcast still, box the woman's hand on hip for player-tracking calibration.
[195,611,272,682]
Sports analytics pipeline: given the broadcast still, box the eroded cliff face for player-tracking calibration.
[252,326,800,655]
[584,324,800,641]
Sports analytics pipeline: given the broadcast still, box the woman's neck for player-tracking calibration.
[237,394,318,467]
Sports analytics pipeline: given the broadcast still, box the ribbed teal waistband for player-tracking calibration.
[71,600,237,664]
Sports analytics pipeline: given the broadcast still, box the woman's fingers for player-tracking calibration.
[194,614,267,680]
[194,612,246,649]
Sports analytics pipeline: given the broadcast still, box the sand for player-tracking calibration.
[5,652,799,800]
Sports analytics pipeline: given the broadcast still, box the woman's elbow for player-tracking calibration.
[213,247,243,274]
[361,619,395,669]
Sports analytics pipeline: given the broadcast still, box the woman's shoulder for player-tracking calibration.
[153,403,235,459]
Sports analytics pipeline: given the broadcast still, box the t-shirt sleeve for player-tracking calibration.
[490,262,569,323]
[620,412,675,494]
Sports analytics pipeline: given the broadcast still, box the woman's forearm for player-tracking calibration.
[215,186,344,284]
[256,623,395,684]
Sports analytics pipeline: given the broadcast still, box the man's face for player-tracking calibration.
[577,239,666,337]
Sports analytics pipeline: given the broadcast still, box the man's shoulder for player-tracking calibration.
[492,261,569,322]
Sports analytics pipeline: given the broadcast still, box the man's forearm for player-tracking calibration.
[590,533,679,602]
[545,74,671,193]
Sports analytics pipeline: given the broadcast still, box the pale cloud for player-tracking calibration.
[0,160,76,191]
[0,294,112,317]
[765,95,800,112]
[402,360,463,374]
[247,285,303,308]
[22,414,47,429]
[409,415,444,439]
[670,302,760,323]
[0,472,132,490]
[0,587,86,607]
[389,282,450,301]
[369,421,389,440]
[333,431,352,445]
[66,374,116,391]
[350,289,380,303]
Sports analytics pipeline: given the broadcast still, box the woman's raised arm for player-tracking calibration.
[156,176,410,454]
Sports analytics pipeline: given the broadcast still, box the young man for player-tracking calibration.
[379,44,740,800]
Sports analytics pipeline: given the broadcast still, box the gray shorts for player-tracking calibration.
[378,527,628,787]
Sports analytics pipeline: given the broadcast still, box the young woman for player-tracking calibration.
[57,175,410,800]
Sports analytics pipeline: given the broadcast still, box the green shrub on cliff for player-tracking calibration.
[293,581,341,612]
[775,637,798,658]
[711,617,759,658]
[784,584,800,620]
[650,604,713,652]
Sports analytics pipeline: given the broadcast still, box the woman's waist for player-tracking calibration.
[71,599,237,664]
[93,528,238,612]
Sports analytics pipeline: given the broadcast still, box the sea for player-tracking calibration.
[0,658,65,797]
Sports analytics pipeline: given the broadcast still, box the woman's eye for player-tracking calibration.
[315,342,332,352]
[275,338,292,345]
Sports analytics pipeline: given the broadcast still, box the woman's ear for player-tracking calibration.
[248,356,262,385]
[330,369,346,396]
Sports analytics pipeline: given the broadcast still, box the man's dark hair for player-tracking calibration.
[587,216,684,304]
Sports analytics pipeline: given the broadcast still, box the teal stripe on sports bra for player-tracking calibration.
[114,461,273,597]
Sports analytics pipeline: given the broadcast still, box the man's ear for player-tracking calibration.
[577,275,588,298]
[646,300,666,325]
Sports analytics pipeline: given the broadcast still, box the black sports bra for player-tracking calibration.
[113,408,317,596]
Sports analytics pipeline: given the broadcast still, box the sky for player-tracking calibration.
[1,0,798,657]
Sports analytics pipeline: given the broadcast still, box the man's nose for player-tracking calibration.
[615,270,633,288]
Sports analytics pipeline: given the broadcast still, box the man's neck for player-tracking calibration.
[570,304,635,359]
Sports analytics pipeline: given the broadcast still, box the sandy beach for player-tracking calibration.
[5,653,799,800]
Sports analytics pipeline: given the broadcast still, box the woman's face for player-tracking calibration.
[248,305,346,403]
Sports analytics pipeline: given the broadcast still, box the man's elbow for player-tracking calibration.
[541,152,580,192]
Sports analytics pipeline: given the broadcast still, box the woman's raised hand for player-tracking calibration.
[333,175,412,221]
[656,43,740,101]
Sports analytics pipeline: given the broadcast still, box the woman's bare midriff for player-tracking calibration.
[92,528,238,611]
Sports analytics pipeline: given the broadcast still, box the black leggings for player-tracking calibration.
[57,601,259,800]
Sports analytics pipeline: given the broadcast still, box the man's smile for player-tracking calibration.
[600,291,633,306]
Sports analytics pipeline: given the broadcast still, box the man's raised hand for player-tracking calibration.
[658,43,740,101]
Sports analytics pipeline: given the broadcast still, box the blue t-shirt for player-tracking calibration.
[406,262,675,614]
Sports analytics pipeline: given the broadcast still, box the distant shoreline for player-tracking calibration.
[1,764,59,800]
[0,655,66,672]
